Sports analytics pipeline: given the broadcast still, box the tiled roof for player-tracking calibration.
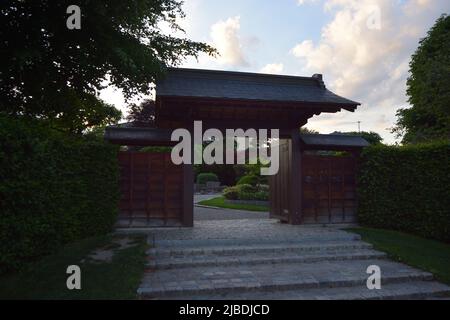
[156,68,360,107]
[300,133,370,148]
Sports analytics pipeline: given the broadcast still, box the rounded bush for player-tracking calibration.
[196,172,219,185]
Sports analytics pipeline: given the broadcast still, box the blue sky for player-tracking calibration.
[100,0,449,143]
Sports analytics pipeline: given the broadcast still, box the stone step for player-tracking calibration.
[149,233,362,249]
[161,281,450,300]
[147,249,387,270]
[138,259,434,299]
[148,241,372,258]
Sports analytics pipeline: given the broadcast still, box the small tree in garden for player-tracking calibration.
[393,14,450,144]
[0,1,216,133]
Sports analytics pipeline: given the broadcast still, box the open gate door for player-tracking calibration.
[269,140,291,222]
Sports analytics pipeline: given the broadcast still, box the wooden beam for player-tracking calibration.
[289,128,303,224]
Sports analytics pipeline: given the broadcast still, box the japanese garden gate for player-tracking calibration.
[105,68,366,227]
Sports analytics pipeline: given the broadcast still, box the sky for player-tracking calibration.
[99,0,450,144]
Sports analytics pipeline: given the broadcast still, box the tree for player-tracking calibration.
[126,99,156,127]
[393,14,450,144]
[0,1,215,133]
[300,127,319,134]
[332,131,383,145]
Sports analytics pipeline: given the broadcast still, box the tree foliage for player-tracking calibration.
[393,14,450,144]
[0,1,215,133]
[126,99,156,127]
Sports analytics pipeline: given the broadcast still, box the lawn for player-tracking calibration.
[198,196,269,212]
[347,227,450,285]
[0,233,148,299]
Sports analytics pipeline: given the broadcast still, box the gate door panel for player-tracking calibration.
[117,152,184,227]
[302,155,357,224]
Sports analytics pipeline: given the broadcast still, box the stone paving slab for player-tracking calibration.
[148,249,387,269]
[138,218,450,300]
[194,206,270,220]
[145,219,361,246]
[138,258,434,298]
[148,240,372,257]
[163,281,450,300]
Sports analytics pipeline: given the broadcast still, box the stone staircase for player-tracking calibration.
[138,233,450,300]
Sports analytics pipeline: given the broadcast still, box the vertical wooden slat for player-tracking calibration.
[289,130,302,224]
[146,154,151,225]
[163,154,169,225]
[129,152,134,226]
[342,159,346,222]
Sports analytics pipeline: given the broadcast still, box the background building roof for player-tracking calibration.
[300,133,370,149]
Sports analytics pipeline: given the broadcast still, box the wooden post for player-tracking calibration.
[182,123,194,227]
[289,128,303,224]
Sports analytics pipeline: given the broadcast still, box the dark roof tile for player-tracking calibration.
[156,68,360,107]
[300,133,370,148]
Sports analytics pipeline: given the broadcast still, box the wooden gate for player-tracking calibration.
[269,139,291,222]
[117,152,184,227]
[301,155,358,224]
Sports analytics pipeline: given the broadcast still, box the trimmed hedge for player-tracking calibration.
[223,184,269,201]
[0,116,120,273]
[358,141,450,242]
[196,172,219,185]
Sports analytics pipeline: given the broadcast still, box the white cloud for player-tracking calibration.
[291,0,448,143]
[210,16,249,66]
[260,63,284,74]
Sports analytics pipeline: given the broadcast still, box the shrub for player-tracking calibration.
[237,175,259,186]
[195,165,236,186]
[196,172,219,185]
[358,141,450,242]
[236,184,256,193]
[223,186,239,200]
[238,191,269,201]
[0,115,119,273]
[223,184,269,201]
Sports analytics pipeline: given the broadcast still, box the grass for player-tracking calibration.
[198,196,269,212]
[0,233,148,299]
[347,227,450,285]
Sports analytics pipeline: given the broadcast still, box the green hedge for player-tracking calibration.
[358,141,450,242]
[0,116,120,273]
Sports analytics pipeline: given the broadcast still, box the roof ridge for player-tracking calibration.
[166,67,322,86]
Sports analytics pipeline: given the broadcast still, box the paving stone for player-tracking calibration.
[136,218,450,300]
